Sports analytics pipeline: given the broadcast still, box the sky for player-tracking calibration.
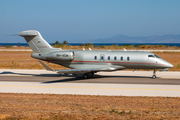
[0,0,180,43]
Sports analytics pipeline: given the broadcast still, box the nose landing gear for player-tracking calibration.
[152,69,156,79]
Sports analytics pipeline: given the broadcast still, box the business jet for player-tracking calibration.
[12,30,173,79]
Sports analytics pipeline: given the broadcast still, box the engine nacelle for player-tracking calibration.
[46,51,75,61]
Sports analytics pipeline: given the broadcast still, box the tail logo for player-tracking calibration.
[37,46,47,48]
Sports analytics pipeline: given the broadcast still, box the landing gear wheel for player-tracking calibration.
[83,74,89,79]
[83,72,94,79]
[152,75,156,79]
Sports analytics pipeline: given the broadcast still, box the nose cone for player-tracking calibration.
[158,58,174,68]
[168,63,174,68]
[165,62,174,68]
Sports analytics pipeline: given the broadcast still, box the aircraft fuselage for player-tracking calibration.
[31,50,173,70]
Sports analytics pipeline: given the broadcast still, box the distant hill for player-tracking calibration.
[84,34,180,43]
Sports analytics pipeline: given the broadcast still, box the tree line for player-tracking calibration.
[52,40,68,46]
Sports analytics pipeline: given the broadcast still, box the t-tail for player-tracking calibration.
[17,30,60,53]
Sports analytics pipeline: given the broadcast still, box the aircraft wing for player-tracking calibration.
[38,60,125,74]
[56,68,101,74]
[55,66,124,74]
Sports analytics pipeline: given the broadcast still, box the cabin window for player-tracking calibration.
[114,56,117,60]
[148,55,154,57]
[127,57,130,61]
[108,56,110,60]
[121,56,123,60]
[94,56,97,60]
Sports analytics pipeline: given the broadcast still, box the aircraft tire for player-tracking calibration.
[152,75,156,79]
[83,72,94,79]
[83,74,89,79]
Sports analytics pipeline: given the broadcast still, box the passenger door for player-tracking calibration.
[100,54,105,63]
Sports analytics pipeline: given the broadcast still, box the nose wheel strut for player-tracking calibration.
[152,69,156,79]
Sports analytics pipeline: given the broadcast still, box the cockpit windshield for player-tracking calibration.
[154,54,160,58]
[148,54,161,58]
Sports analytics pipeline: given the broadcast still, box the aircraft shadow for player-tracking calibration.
[0,71,151,78]
[42,75,152,84]
[43,77,84,83]
[0,71,62,77]
[0,71,154,84]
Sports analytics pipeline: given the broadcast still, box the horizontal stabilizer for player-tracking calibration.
[18,30,38,36]
[8,31,38,37]
[7,34,19,36]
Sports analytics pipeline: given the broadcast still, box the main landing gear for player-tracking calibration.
[152,69,156,79]
[83,72,94,79]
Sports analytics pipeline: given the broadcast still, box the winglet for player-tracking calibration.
[38,60,54,71]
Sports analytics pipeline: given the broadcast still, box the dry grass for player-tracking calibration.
[0,93,180,120]
[0,51,180,71]
[0,51,67,70]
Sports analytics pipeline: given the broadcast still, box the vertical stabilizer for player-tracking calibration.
[18,30,55,53]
